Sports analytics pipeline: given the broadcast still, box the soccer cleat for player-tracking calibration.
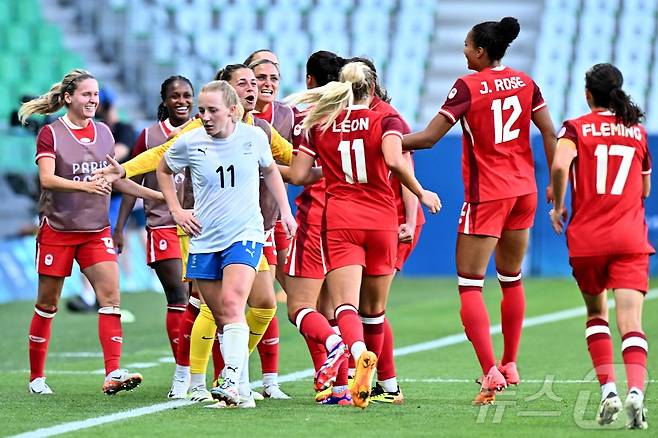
[167,375,190,399]
[188,385,214,402]
[102,369,143,395]
[625,390,648,429]
[597,392,622,425]
[370,382,404,404]
[252,390,265,401]
[29,377,53,395]
[315,386,332,402]
[314,342,349,392]
[205,393,256,409]
[263,384,291,399]
[318,388,352,405]
[472,365,506,405]
[210,378,240,406]
[498,362,520,386]
[350,351,377,409]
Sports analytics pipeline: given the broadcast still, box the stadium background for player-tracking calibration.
[0,0,657,303]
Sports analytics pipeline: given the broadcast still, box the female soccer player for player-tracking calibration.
[288,61,440,409]
[20,69,162,395]
[113,75,194,398]
[550,63,653,429]
[403,17,557,405]
[156,80,296,408]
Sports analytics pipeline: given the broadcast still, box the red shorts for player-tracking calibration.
[284,223,326,279]
[36,222,117,277]
[263,228,277,265]
[323,229,397,276]
[146,226,181,265]
[395,225,423,271]
[274,220,291,252]
[570,253,650,295]
[458,193,537,238]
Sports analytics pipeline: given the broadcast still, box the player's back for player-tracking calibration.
[560,111,653,256]
[302,106,399,231]
[447,66,543,202]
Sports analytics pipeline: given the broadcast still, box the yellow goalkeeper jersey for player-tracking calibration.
[124,114,293,179]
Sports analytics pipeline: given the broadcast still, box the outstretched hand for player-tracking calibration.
[91,155,126,183]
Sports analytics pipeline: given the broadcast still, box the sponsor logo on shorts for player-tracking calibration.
[29,335,46,343]
[111,336,123,343]
[44,254,54,266]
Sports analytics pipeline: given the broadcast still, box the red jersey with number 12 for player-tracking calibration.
[298,106,403,231]
[559,111,654,257]
[440,66,545,203]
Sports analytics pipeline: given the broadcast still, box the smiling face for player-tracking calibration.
[64,78,99,123]
[228,68,258,113]
[164,80,194,125]
[198,90,235,138]
[254,62,280,108]
[463,31,482,72]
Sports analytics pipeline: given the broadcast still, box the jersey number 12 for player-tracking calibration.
[491,96,521,144]
[338,139,368,183]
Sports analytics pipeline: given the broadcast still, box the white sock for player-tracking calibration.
[333,385,347,394]
[174,365,190,380]
[263,373,278,387]
[350,341,366,361]
[380,377,398,392]
[628,387,644,399]
[223,323,249,385]
[325,334,342,352]
[601,382,618,401]
[348,368,356,378]
[238,344,251,396]
[190,373,206,389]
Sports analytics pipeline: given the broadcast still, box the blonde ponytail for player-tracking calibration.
[18,69,95,125]
[285,61,374,131]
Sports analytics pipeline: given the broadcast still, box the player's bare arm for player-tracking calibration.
[38,156,111,195]
[262,161,298,239]
[402,113,453,151]
[532,106,558,202]
[549,138,576,234]
[156,158,201,237]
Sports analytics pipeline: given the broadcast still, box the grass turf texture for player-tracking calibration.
[1,278,655,437]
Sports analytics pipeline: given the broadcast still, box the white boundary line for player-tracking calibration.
[11,290,657,438]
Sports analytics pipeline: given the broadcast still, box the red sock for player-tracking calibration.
[293,308,335,346]
[212,336,224,381]
[621,331,648,391]
[166,305,185,362]
[98,307,122,375]
[29,305,56,380]
[377,317,396,380]
[458,273,495,374]
[257,315,279,374]
[361,311,385,358]
[176,300,200,367]
[335,304,364,356]
[498,270,525,364]
[585,318,615,385]
[304,335,327,372]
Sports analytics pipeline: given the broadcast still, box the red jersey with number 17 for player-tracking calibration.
[439,66,545,203]
[558,111,654,257]
[298,106,403,231]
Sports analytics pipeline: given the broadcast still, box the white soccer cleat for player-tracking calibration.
[167,375,190,399]
[188,385,214,402]
[29,377,53,395]
[625,390,648,430]
[205,393,256,409]
[597,392,622,425]
[263,384,291,399]
[252,390,265,401]
[210,378,241,406]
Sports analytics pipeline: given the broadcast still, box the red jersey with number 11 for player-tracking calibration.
[440,66,545,203]
[298,106,403,231]
[559,111,654,257]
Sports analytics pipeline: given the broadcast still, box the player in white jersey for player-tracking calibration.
[156,80,296,408]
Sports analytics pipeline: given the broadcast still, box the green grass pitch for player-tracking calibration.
[1,278,655,437]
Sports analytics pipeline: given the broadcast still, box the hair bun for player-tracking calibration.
[497,17,520,44]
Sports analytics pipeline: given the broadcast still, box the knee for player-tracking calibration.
[95,287,120,308]
[164,285,189,306]
[616,313,642,335]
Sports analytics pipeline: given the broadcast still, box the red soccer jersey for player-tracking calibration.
[439,66,545,203]
[370,96,426,226]
[298,106,403,231]
[292,107,326,226]
[559,111,654,257]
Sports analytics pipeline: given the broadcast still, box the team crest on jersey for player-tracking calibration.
[448,88,458,99]
[243,141,253,155]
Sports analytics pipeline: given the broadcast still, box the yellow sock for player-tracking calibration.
[246,307,276,353]
[189,304,216,375]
